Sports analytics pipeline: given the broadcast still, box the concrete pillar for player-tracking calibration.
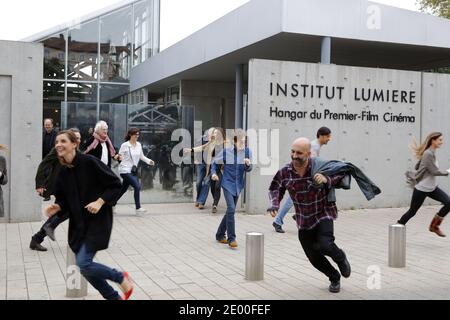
[235,64,244,129]
[66,246,88,298]
[388,224,406,268]
[321,36,331,64]
[245,232,264,281]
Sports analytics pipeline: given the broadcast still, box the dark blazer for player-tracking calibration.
[83,136,115,167]
[42,129,57,159]
[35,148,61,198]
[54,154,122,253]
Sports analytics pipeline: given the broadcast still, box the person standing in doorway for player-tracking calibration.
[268,137,350,293]
[30,128,81,251]
[398,132,450,237]
[117,128,155,214]
[83,121,120,167]
[45,130,133,300]
[212,129,252,249]
[0,144,8,218]
[272,127,332,233]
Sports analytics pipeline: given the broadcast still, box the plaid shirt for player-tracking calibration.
[269,160,344,230]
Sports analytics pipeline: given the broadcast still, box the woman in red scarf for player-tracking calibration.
[83,121,120,167]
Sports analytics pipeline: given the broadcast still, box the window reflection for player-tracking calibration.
[43,81,65,129]
[42,33,66,80]
[100,7,132,82]
[68,20,99,81]
[134,0,154,66]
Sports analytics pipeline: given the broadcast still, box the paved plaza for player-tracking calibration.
[1,200,450,300]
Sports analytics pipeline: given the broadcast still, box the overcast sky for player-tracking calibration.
[0,0,421,50]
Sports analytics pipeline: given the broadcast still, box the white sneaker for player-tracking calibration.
[135,208,147,213]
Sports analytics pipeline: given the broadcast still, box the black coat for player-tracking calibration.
[42,129,57,159]
[54,153,122,253]
[83,136,115,167]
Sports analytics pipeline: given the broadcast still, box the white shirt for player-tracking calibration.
[311,139,322,157]
[100,142,108,166]
[118,141,153,174]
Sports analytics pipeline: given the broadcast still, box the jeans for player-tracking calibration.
[119,173,142,209]
[275,196,294,225]
[195,164,207,203]
[32,212,69,244]
[216,188,239,243]
[198,170,222,206]
[398,187,450,225]
[76,243,124,300]
[298,219,345,282]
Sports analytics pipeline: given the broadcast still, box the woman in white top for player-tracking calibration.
[118,128,155,213]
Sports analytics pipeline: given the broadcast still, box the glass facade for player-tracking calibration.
[38,1,195,204]
[41,0,160,127]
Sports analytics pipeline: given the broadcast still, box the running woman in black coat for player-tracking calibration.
[45,130,133,300]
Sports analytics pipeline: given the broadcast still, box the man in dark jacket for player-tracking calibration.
[30,128,81,251]
[42,119,57,159]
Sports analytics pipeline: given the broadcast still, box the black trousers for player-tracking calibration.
[32,212,69,243]
[210,170,222,206]
[298,219,345,282]
[398,187,450,225]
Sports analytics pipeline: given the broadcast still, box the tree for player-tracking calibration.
[417,1,450,73]
[416,0,450,19]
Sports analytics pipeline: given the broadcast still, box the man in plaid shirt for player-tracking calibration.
[268,137,351,293]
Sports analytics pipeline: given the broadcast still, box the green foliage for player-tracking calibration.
[416,0,450,18]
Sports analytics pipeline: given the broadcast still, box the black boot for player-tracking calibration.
[272,222,285,233]
[337,252,351,278]
[29,238,47,251]
[329,280,340,293]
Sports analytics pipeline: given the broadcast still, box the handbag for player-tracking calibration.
[129,147,138,176]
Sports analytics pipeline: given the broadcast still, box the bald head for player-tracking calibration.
[292,137,311,152]
[291,137,311,167]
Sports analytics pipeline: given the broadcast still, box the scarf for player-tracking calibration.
[84,133,116,157]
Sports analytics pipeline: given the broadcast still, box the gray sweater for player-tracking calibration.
[406,149,448,189]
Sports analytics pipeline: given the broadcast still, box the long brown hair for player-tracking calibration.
[56,130,79,168]
[0,144,7,152]
[411,132,442,159]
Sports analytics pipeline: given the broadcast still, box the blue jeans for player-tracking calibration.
[198,170,222,206]
[275,196,294,225]
[76,244,124,300]
[196,164,207,203]
[216,189,239,243]
[119,173,142,209]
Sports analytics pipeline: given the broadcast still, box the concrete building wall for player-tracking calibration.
[421,72,450,201]
[0,41,43,223]
[245,59,449,214]
[180,80,235,133]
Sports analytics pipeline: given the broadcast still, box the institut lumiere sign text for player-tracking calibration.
[269,82,417,123]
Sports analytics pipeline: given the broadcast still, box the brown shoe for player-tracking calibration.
[212,206,217,214]
[217,238,228,244]
[195,202,200,208]
[429,214,446,237]
[229,241,238,248]
[198,204,205,210]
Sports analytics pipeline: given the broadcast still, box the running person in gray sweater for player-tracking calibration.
[398,132,450,237]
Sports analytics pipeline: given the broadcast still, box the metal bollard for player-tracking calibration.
[388,224,406,268]
[66,246,88,298]
[245,232,264,281]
